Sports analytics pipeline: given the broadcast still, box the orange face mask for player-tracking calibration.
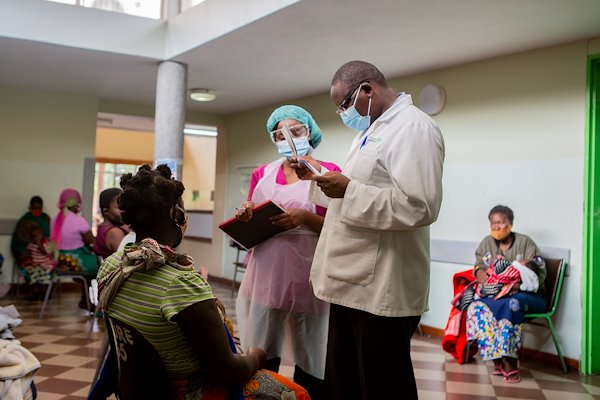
[490,225,512,241]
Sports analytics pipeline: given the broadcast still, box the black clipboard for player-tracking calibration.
[218,200,286,250]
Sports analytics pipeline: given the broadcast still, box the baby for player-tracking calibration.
[20,224,56,300]
[477,254,542,300]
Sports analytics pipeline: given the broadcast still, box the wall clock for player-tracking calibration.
[418,84,445,115]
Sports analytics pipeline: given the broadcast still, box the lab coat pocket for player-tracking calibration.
[348,149,377,182]
[326,224,380,286]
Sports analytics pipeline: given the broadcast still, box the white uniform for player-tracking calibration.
[310,94,445,317]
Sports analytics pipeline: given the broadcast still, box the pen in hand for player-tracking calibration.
[236,202,255,221]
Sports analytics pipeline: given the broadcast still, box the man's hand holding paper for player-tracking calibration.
[315,172,350,198]
[290,156,322,180]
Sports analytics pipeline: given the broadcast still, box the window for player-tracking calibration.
[45,0,162,19]
[92,162,142,233]
[180,0,206,12]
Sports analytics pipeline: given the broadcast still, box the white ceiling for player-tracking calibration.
[2,0,600,115]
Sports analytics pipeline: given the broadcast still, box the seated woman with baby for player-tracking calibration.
[466,205,547,383]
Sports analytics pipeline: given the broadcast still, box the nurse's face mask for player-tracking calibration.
[271,124,313,158]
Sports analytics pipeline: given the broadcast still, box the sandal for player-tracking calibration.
[491,360,503,375]
[501,368,521,383]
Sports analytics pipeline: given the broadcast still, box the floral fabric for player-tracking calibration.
[173,369,309,400]
[57,246,98,274]
[466,301,523,360]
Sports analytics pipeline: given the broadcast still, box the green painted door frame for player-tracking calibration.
[582,55,600,375]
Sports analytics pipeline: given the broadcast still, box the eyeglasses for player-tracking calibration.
[270,124,309,142]
[336,81,368,114]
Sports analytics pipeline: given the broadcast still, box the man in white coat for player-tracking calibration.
[297,60,445,399]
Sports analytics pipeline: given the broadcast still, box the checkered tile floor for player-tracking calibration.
[1,281,599,399]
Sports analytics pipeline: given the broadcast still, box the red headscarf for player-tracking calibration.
[51,188,82,249]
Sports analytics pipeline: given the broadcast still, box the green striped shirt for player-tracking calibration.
[98,250,215,374]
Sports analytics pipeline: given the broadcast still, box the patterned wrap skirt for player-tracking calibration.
[466,292,546,360]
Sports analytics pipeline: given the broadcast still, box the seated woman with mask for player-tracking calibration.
[98,164,309,399]
[11,195,51,266]
[466,205,547,384]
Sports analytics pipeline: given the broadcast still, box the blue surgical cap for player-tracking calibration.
[266,105,322,149]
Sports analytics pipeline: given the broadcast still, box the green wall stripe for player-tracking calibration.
[582,55,600,374]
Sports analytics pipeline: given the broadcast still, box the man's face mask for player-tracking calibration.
[339,83,372,132]
[31,209,42,217]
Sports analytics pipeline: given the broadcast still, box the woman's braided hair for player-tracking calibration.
[118,164,185,233]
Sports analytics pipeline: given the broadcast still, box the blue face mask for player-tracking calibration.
[339,84,372,132]
[340,97,372,132]
[276,137,313,158]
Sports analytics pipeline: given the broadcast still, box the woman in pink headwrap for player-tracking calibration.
[51,188,97,308]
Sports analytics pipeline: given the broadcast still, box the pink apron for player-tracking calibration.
[236,158,329,379]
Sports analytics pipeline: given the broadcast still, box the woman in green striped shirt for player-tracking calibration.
[97,164,309,399]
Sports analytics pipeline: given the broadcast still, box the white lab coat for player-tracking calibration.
[310,94,445,317]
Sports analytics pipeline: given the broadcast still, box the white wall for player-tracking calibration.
[0,85,98,282]
[218,39,594,360]
[414,42,586,360]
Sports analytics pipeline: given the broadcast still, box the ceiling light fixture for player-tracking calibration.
[184,124,218,137]
[189,88,216,102]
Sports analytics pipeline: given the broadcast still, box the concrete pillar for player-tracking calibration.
[154,61,187,179]
[162,0,181,19]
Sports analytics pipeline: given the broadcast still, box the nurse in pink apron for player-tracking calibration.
[235,105,341,400]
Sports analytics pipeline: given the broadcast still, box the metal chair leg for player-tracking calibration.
[88,279,101,337]
[12,263,21,297]
[71,275,92,314]
[88,334,110,397]
[39,278,56,319]
[546,316,568,373]
[81,277,91,314]
[87,302,103,337]
[39,274,93,319]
